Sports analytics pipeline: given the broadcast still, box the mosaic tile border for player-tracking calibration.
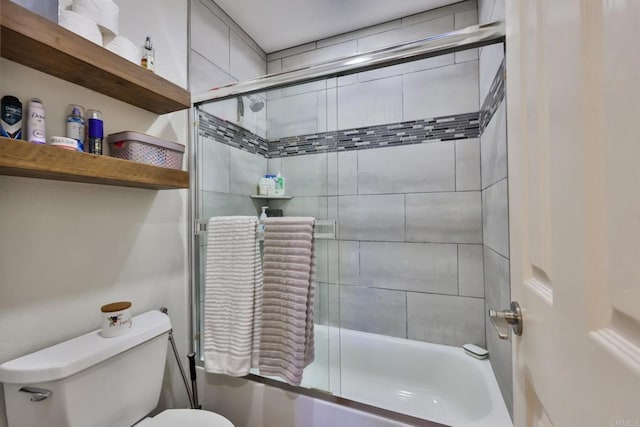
[268,112,480,158]
[198,111,268,157]
[479,58,506,132]
[198,60,505,160]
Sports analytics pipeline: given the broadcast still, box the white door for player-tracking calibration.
[506,1,640,426]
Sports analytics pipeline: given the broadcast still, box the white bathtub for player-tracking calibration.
[213,326,512,427]
[336,328,512,427]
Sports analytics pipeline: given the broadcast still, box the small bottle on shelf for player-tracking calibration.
[274,172,285,196]
[141,36,155,72]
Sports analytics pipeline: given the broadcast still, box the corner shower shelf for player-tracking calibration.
[250,195,293,200]
[0,0,191,114]
[0,138,189,190]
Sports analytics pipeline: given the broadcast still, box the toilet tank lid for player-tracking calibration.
[0,310,171,384]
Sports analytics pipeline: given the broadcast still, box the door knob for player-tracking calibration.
[489,301,523,339]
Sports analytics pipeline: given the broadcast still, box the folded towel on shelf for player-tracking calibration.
[204,216,263,377]
[259,217,316,386]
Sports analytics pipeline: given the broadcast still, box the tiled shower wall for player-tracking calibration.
[198,0,489,349]
[262,0,487,348]
[479,0,512,417]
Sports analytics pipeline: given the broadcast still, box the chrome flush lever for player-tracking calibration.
[489,301,523,339]
[19,386,52,402]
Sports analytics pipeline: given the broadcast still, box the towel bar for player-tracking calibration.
[195,218,336,240]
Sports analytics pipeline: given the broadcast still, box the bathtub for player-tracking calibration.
[209,326,512,427]
[336,328,512,427]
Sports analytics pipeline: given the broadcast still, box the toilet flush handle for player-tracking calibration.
[19,386,52,402]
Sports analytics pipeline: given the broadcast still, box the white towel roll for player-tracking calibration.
[105,36,140,64]
[59,10,103,46]
[72,0,119,36]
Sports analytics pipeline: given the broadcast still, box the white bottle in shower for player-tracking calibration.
[259,206,268,237]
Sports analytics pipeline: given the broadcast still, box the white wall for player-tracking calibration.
[0,1,191,425]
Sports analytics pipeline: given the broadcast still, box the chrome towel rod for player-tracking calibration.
[195,219,336,240]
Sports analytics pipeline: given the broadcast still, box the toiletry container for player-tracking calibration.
[274,172,285,196]
[26,99,46,144]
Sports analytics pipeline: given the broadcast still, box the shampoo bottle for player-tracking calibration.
[275,172,285,196]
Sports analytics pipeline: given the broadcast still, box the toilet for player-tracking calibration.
[0,310,233,427]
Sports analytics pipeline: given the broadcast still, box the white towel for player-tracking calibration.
[204,216,263,376]
[258,217,316,386]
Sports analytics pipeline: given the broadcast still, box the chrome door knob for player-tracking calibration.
[489,301,523,339]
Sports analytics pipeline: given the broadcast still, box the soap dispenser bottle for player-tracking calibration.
[259,206,268,238]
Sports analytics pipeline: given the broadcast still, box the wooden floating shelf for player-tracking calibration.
[0,138,189,190]
[0,0,191,114]
[250,195,292,200]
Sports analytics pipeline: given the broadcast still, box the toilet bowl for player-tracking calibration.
[0,310,234,427]
[138,409,234,427]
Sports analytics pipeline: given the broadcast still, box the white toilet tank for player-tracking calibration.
[0,310,172,427]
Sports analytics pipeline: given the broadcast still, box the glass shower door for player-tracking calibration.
[195,79,340,394]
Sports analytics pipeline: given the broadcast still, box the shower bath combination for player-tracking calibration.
[192,17,511,427]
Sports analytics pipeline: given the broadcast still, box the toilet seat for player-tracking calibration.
[140,409,234,427]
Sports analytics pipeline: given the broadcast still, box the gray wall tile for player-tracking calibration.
[358,143,455,194]
[340,286,407,338]
[326,239,339,285]
[481,102,507,189]
[229,147,267,195]
[485,301,513,417]
[327,153,338,195]
[201,191,258,220]
[267,42,317,61]
[191,0,230,72]
[267,157,281,175]
[349,54,454,84]
[269,196,328,219]
[315,282,328,325]
[338,194,405,241]
[403,61,479,121]
[454,9,479,63]
[456,138,481,191]
[459,244,484,297]
[406,192,482,243]
[280,153,328,196]
[339,240,359,285]
[407,293,485,346]
[230,32,266,81]
[190,51,235,94]
[282,41,357,71]
[337,77,403,129]
[267,59,282,74]
[200,137,230,193]
[338,151,358,195]
[360,242,457,294]
[479,43,504,104]
[266,91,318,140]
[482,179,509,257]
[483,246,510,311]
[316,239,329,283]
[402,0,476,26]
[357,15,453,53]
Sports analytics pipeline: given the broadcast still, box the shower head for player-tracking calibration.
[248,95,264,112]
